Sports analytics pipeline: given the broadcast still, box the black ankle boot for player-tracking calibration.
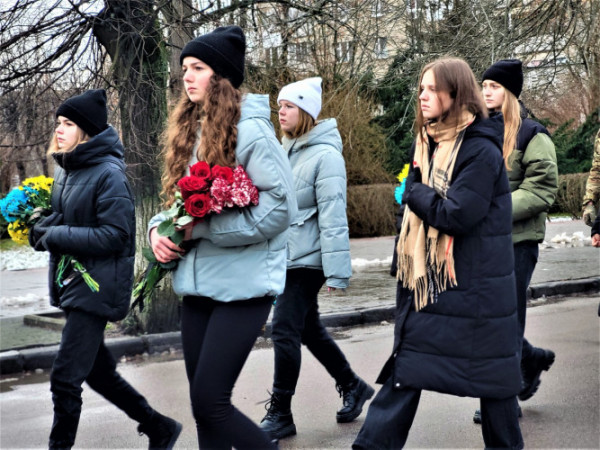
[137,412,182,450]
[519,348,555,401]
[336,377,375,423]
[473,405,522,424]
[260,392,296,440]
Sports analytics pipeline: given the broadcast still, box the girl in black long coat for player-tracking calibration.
[29,90,181,450]
[353,58,523,449]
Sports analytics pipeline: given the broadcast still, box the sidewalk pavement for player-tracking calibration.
[1,219,598,375]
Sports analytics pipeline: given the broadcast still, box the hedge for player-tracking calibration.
[347,173,590,237]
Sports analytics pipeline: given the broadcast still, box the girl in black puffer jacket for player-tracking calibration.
[29,90,181,450]
[353,58,523,450]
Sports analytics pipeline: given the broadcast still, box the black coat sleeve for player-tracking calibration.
[406,144,503,236]
[43,169,135,257]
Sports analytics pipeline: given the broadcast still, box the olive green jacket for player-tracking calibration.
[508,117,558,244]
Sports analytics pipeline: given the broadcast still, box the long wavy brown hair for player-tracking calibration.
[414,57,488,141]
[161,74,241,207]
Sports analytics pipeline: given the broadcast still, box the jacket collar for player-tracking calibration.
[52,126,124,171]
[282,118,342,154]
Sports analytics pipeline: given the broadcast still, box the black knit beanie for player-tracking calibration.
[179,26,246,89]
[56,89,108,137]
[482,59,524,98]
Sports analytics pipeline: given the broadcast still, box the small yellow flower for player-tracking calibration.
[22,175,54,193]
[7,221,29,244]
[396,164,410,183]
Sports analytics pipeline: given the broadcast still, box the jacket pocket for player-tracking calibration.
[292,207,317,226]
[288,207,318,261]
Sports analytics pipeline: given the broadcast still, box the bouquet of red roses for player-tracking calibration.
[131,161,259,311]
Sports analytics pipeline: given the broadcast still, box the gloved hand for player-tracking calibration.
[27,207,52,227]
[402,166,422,205]
[28,212,63,252]
[582,202,596,227]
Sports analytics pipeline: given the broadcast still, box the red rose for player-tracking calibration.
[211,165,235,184]
[190,161,212,179]
[177,175,209,200]
[184,192,212,218]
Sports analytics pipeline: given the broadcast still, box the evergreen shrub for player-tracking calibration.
[553,173,589,218]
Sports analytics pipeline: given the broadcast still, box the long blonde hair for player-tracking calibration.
[46,128,89,156]
[500,89,522,168]
[282,107,316,139]
[161,74,241,207]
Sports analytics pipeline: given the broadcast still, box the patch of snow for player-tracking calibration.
[1,247,49,271]
[541,232,593,249]
[547,216,575,222]
[352,256,393,271]
[0,293,52,318]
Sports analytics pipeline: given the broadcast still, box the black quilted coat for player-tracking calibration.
[379,116,521,399]
[43,126,135,321]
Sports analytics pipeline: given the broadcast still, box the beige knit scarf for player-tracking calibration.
[397,111,475,311]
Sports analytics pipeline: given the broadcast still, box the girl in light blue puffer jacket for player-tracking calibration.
[260,77,374,441]
[148,27,295,450]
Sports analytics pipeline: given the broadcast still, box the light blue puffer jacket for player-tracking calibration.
[282,118,352,289]
[148,94,297,302]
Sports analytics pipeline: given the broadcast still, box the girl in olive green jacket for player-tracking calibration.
[482,59,558,411]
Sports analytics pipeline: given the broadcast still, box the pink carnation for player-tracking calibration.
[210,177,233,212]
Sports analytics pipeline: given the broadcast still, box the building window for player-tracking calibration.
[372,0,386,17]
[290,42,310,63]
[265,47,280,65]
[374,37,388,59]
[526,70,539,89]
[335,41,354,63]
[334,4,350,22]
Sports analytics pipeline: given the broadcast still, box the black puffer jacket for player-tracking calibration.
[43,126,135,321]
[381,116,521,399]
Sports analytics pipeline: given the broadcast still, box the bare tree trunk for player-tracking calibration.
[163,0,197,98]
[94,0,178,333]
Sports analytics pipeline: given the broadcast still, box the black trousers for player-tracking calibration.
[271,268,355,395]
[49,309,154,449]
[353,376,524,449]
[181,295,276,450]
[514,241,539,361]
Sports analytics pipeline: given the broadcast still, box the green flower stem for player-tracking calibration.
[56,255,100,293]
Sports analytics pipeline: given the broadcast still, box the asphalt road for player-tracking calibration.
[0,295,598,449]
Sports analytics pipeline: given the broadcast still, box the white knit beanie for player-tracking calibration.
[277,77,322,120]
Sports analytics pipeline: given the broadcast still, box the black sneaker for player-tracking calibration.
[336,377,375,423]
[260,393,297,440]
[473,405,522,424]
[519,348,555,401]
[473,408,482,424]
[137,412,182,450]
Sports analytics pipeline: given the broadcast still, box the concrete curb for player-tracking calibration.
[2,277,598,375]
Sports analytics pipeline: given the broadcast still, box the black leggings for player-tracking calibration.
[181,295,276,449]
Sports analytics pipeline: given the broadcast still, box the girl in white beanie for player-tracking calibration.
[260,77,374,441]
